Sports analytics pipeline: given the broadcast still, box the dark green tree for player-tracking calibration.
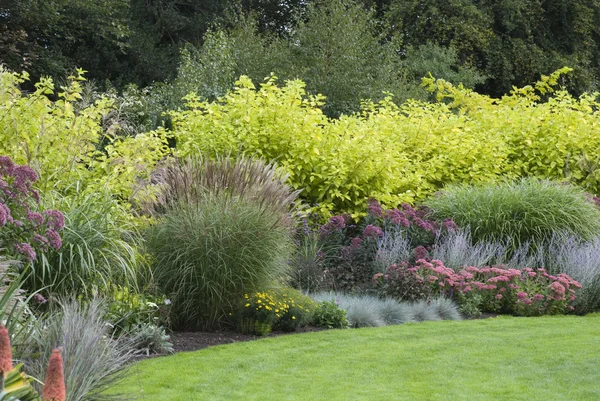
[0,0,130,84]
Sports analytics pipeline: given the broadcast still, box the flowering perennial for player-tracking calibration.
[374,260,581,316]
[0,156,64,262]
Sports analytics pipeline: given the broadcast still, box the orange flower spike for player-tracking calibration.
[0,324,12,374]
[42,348,67,401]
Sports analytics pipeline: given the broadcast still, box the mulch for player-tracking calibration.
[132,326,325,361]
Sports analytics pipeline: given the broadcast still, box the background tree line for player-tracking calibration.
[2,0,599,117]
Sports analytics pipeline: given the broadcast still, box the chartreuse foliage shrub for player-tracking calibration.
[170,68,600,217]
[0,68,169,201]
[146,194,294,330]
[425,178,600,248]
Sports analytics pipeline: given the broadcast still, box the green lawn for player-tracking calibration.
[117,315,600,400]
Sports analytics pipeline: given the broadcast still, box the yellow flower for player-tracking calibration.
[292,316,296,320]
[275,309,279,313]
[257,300,262,303]
[245,303,250,307]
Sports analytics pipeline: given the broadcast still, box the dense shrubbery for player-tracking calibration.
[0,68,169,200]
[4,59,600,401]
[170,68,600,216]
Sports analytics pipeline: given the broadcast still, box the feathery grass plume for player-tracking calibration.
[410,301,442,322]
[147,194,294,329]
[375,228,412,270]
[0,325,11,375]
[42,348,66,401]
[429,298,463,320]
[146,154,301,222]
[425,178,600,251]
[432,229,503,269]
[530,233,600,313]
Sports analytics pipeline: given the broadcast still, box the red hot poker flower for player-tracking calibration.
[42,348,67,401]
[0,324,12,374]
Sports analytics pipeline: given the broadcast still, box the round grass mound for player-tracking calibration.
[425,178,600,249]
[147,194,294,330]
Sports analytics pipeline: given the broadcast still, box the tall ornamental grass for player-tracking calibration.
[147,155,300,223]
[147,194,294,329]
[30,190,148,298]
[425,178,600,249]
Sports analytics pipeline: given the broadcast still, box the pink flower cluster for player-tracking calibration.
[0,156,64,262]
[373,260,582,316]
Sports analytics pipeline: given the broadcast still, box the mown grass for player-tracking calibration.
[116,315,600,400]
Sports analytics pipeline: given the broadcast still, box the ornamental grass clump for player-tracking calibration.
[425,178,600,250]
[146,154,300,224]
[30,189,147,299]
[147,194,294,329]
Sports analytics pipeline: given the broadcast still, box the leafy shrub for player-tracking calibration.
[19,299,133,401]
[0,69,169,200]
[311,301,348,329]
[105,286,170,336]
[129,324,174,356]
[147,194,294,329]
[170,68,600,216]
[28,189,148,299]
[0,156,64,263]
[425,178,600,249]
[234,289,314,335]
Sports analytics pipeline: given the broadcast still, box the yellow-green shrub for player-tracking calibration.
[169,67,600,216]
[0,68,169,201]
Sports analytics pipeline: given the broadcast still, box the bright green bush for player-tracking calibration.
[170,68,600,217]
[425,178,600,248]
[311,301,348,329]
[0,68,169,201]
[146,194,294,330]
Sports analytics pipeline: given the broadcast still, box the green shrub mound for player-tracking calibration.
[147,194,294,329]
[425,178,600,249]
